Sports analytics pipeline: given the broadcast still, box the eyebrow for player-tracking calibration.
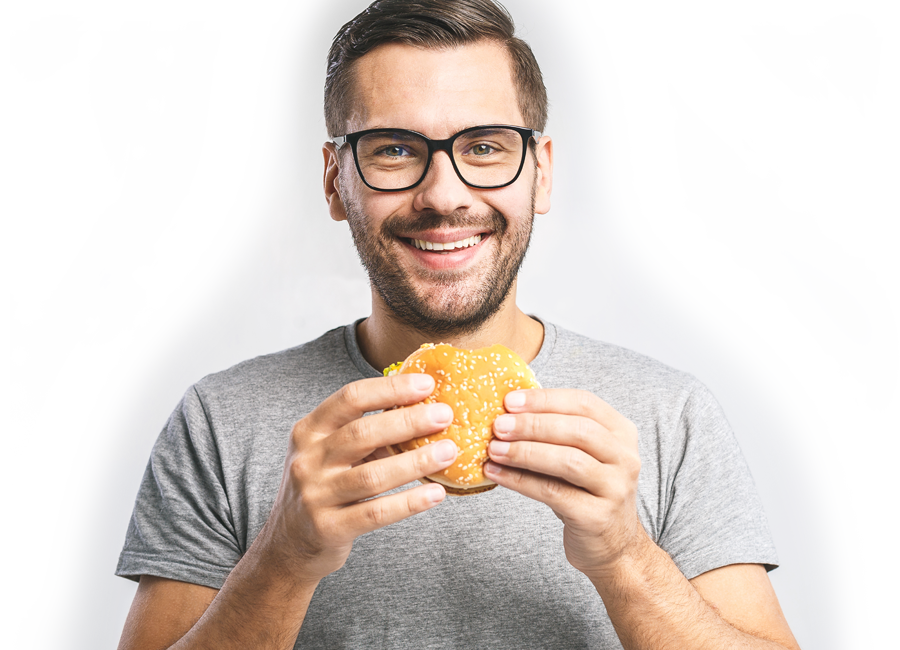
[360,123,508,137]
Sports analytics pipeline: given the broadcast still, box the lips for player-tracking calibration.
[411,234,482,251]
[398,230,489,272]
[394,222,493,259]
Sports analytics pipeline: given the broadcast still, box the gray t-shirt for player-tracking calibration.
[117,320,777,649]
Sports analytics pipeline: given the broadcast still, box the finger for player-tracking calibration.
[493,412,624,465]
[305,374,436,433]
[333,439,459,503]
[505,389,636,439]
[487,439,610,495]
[326,401,454,466]
[483,461,586,515]
[334,482,448,538]
[356,446,392,466]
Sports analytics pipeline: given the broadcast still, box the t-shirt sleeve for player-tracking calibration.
[116,386,242,589]
[656,382,779,580]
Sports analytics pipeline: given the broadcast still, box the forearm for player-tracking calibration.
[170,521,319,650]
[591,534,794,650]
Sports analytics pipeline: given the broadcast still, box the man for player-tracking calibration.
[116,1,800,648]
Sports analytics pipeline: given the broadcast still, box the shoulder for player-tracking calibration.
[538,322,704,411]
[187,325,364,418]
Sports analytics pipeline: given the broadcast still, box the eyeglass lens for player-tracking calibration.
[355,127,525,190]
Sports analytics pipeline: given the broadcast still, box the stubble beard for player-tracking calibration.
[344,186,536,339]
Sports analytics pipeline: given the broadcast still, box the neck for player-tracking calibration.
[356,282,545,373]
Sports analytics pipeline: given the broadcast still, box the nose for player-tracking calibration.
[411,151,474,215]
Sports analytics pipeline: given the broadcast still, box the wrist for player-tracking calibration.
[247,515,325,594]
[582,527,658,588]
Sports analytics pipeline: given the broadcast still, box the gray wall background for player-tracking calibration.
[2,1,897,648]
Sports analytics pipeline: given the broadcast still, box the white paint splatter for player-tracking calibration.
[10,0,287,618]
[588,0,900,650]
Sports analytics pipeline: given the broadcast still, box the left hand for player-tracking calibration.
[484,388,648,579]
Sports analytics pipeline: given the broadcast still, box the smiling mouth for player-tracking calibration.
[409,234,483,251]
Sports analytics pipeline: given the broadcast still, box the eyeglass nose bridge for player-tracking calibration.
[418,133,469,189]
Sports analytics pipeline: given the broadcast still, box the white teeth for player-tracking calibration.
[413,234,482,251]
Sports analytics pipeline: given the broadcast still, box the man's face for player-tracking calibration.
[325,41,552,337]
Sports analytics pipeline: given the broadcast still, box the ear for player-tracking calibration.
[532,135,553,215]
[323,142,347,222]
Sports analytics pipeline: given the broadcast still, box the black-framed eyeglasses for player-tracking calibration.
[332,125,542,192]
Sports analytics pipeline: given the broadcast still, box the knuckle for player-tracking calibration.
[540,477,565,502]
[289,455,304,477]
[573,417,594,446]
[526,413,543,438]
[406,489,424,514]
[339,381,364,408]
[365,500,390,528]
[290,419,311,445]
[509,440,530,464]
[357,462,386,493]
[399,404,420,431]
[302,509,329,542]
[389,373,428,405]
[346,416,371,446]
[411,447,431,475]
[417,441,447,474]
[318,513,344,544]
[564,450,588,477]
[388,374,409,401]
[626,452,641,480]
[574,389,596,413]
[504,465,525,490]
[289,455,311,483]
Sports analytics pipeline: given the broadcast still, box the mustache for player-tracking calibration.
[381,208,507,237]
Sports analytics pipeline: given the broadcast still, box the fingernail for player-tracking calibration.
[426,483,446,503]
[433,439,458,462]
[428,402,453,424]
[411,373,433,390]
[505,391,526,409]
[484,461,502,477]
[494,414,515,433]
[490,440,510,456]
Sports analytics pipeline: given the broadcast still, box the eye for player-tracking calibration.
[471,143,494,155]
[381,145,409,157]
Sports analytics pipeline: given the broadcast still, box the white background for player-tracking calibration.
[10,0,900,650]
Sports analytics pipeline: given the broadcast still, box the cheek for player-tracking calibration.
[491,169,537,216]
[365,192,412,219]
[342,171,411,220]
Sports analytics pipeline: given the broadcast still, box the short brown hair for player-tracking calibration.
[324,0,548,137]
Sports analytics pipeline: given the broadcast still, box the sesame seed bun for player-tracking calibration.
[386,343,540,496]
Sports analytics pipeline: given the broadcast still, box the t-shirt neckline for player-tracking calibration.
[343,316,557,380]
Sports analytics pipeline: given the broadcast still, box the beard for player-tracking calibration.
[344,186,536,339]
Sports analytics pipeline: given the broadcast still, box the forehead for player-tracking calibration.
[349,41,522,137]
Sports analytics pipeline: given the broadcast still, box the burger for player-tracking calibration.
[384,343,540,495]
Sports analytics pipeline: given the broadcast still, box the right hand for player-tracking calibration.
[262,373,458,584]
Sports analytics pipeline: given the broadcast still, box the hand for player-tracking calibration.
[484,389,647,578]
[263,373,459,584]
